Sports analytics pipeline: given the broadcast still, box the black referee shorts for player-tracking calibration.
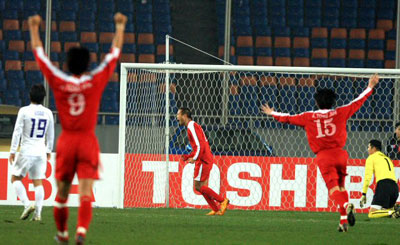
[371,179,399,209]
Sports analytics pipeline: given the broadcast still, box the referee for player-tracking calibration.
[360,139,400,218]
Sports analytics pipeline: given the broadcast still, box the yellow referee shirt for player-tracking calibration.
[362,151,397,194]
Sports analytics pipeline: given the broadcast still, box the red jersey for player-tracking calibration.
[271,87,373,154]
[182,121,214,164]
[33,47,120,132]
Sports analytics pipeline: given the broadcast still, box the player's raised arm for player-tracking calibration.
[91,13,127,85]
[29,15,63,85]
[339,74,379,119]
[28,15,43,50]
[261,103,306,127]
[112,12,127,50]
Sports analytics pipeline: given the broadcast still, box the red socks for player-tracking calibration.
[200,186,224,202]
[201,193,219,212]
[54,195,69,236]
[200,186,224,212]
[77,195,92,236]
[342,191,349,207]
[54,194,92,241]
[339,206,347,224]
[331,190,349,208]
[331,190,349,224]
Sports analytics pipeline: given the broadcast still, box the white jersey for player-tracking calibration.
[10,103,54,156]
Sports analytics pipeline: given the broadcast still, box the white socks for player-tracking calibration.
[34,185,44,216]
[13,181,45,216]
[12,181,30,208]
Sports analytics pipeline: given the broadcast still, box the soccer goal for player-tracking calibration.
[118,63,400,212]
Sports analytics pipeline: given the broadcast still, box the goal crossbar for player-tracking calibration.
[121,63,400,76]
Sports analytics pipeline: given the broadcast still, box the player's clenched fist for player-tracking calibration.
[28,15,41,27]
[114,12,127,25]
[368,74,379,89]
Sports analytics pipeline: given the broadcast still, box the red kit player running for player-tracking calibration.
[261,74,380,232]
[28,13,127,244]
[177,108,229,215]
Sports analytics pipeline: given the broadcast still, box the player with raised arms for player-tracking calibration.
[28,12,127,244]
[261,74,380,232]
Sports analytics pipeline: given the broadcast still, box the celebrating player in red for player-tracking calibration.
[261,74,380,232]
[177,108,229,215]
[28,12,127,244]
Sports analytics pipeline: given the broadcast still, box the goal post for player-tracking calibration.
[119,63,400,211]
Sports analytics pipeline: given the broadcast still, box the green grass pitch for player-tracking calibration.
[1,205,399,244]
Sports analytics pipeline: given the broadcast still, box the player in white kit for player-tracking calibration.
[9,84,54,221]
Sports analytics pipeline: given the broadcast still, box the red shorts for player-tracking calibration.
[316,148,348,190]
[55,131,100,182]
[193,160,212,182]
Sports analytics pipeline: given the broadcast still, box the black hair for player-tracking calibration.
[179,107,192,119]
[395,122,400,128]
[369,139,382,151]
[314,88,337,109]
[66,47,90,75]
[29,84,46,104]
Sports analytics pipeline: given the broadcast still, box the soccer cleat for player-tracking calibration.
[392,205,400,218]
[337,223,348,232]
[206,210,217,216]
[393,204,400,213]
[392,211,400,219]
[20,205,35,220]
[76,233,85,245]
[346,203,356,226]
[219,198,230,215]
[30,215,41,222]
[54,235,69,245]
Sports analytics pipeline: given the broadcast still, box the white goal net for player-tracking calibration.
[119,63,400,212]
